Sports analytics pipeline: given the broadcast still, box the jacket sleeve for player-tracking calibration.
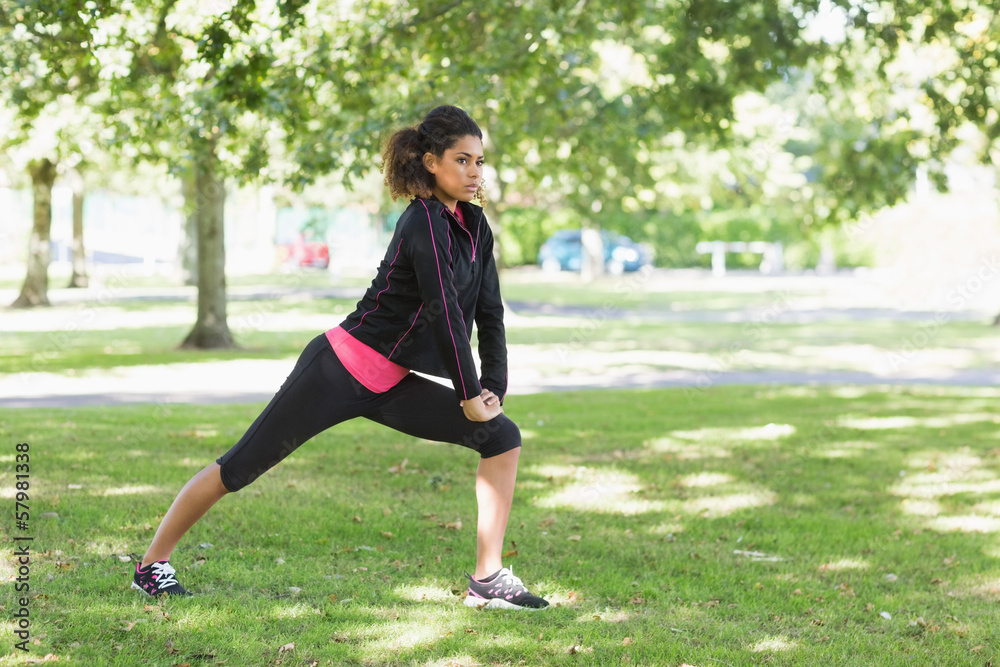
[474,224,508,402]
[405,201,483,402]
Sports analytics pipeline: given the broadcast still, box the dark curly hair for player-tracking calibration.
[381,105,487,205]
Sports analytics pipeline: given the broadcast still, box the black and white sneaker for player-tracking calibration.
[131,560,193,597]
[464,567,549,610]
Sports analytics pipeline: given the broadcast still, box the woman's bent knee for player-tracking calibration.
[479,417,521,459]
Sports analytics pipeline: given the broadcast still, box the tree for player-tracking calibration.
[1,0,105,306]
[11,158,57,307]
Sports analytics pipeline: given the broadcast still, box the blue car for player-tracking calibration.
[538,229,652,274]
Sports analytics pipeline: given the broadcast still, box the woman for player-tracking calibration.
[132,105,549,610]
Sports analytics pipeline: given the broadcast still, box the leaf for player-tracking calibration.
[567,535,582,541]
[353,516,362,523]
[623,637,633,646]
[381,532,393,539]
[502,550,518,558]
[278,642,295,653]
[444,520,462,530]
[388,458,408,474]
[328,594,338,602]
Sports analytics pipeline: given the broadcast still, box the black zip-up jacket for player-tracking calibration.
[339,197,507,402]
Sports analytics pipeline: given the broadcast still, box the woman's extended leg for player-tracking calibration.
[474,447,520,579]
[141,463,229,568]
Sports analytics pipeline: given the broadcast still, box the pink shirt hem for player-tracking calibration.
[326,326,409,393]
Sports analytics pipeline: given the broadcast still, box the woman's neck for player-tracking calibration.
[431,188,458,214]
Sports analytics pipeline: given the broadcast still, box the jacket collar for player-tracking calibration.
[419,196,484,230]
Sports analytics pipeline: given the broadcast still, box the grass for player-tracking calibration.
[2,385,1000,665]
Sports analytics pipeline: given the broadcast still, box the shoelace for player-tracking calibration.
[497,568,525,593]
[151,562,180,590]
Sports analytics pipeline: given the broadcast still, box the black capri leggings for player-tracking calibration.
[216,334,521,492]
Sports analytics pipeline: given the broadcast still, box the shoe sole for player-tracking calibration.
[464,596,547,611]
[131,581,193,598]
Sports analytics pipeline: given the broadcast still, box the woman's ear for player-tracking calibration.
[422,152,438,174]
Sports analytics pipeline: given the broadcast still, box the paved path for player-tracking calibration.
[2,273,997,408]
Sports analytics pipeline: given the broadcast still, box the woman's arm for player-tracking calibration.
[474,224,508,402]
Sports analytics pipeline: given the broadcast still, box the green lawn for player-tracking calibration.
[2,386,999,665]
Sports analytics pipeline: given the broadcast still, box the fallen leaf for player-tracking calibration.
[124,621,138,631]
[444,520,463,530]
[566,591,580,604]
[864,603,875,612]
[629,596,646,605]
[328,594,338,602]
[791,589,803,596]
[567,535,582,541]
[388,458,408,474]
[278,642,295,653]
[381,532,393,539]
[353,516,362,523]
[623,637,633,646]
[383,507,392,516]
[502,550,518,558]
[819,635,830,643]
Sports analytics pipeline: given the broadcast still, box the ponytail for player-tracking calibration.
[381,105,486,204]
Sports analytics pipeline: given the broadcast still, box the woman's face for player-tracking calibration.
[424,134,484,209]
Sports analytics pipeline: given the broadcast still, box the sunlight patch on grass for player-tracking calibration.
[901,499,943,516]
[818,559,869,571]
[973,501,1000,516]
[682,490,776,518]
[98,484,167,497]
[270,602,322,619]
[750,635,798,652]
[422,655,482,667]
[839,413,998,430]
[930,515,1000,533]
[395,582,457,603]
[576,609,635,623]
[534,468,666,515]
[670,423,796,442]
[650,522,685,535]
[813,441,880,459]
[679,472,736,488]
[647,437,731,459]
[363,610,455,654]
[893,450,1000,500]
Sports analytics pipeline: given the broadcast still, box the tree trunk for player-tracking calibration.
[179,167,198,286]
[11,158,58,308]
[180,139,234,349]
[68,168,89,288]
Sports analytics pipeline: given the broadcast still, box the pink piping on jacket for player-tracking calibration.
[346,239,404,334]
